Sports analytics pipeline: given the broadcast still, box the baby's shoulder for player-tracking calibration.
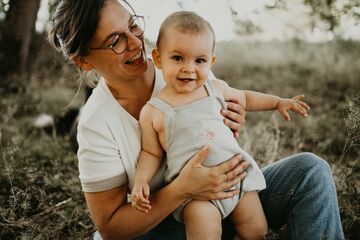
[140,101,163,120]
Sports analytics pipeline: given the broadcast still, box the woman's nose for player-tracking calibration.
[125,29,142,51]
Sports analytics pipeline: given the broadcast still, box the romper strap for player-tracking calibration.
[204,80,227,109]
[204,79,217,97]
[147,97,173,113]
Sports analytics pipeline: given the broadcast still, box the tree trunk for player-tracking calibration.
[0,0,41,78]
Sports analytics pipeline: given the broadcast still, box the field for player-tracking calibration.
[0,39,359,239]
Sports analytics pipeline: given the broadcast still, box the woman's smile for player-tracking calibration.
[125,50,144,65]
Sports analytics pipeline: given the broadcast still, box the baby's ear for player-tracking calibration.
[211,55,216,67]
[72,56,94,71]
[152,49,162,69]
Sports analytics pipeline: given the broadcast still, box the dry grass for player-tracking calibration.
[0,39,359,239]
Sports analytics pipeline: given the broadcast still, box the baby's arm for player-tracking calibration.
[213,79,310,121]
[131,104,164,213]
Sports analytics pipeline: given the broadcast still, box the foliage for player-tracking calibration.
[294,0,359,31]
[345,94,360,144]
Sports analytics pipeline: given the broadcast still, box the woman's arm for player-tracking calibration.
[85,147,248,239]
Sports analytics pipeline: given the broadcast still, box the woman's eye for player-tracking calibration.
[130,22,138,30]
[109,34,120,48]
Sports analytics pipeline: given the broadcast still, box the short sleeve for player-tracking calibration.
[77,120,128,192]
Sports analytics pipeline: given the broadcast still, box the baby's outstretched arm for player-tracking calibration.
[212,79,310,121]
[131,104,164,213]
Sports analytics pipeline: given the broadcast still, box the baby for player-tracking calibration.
[131,11,310,240]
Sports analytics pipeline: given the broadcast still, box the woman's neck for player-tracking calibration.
[106,60,155,119]
[108,62,154,99]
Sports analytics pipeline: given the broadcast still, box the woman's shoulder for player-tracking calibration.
[79,79,118,127]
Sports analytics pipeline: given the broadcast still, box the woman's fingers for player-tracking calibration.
[187,145,210,166]
[226,99,246,119]
[215,154,243,174]
[213,188,241,200]
[212,156,249,193]
[223,171,247,191]
[177,151,249,201]
[222,99,246,134]
[233,130,240,139]
[222,108,246,128]
[226,160,249,180]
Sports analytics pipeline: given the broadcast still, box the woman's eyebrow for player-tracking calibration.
[100,15,134,45]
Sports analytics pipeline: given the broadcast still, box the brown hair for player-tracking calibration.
[48,0,135,60]
[156,11,216,51]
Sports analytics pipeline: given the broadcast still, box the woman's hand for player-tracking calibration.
[221,98,246,139]
[173,146,249,201]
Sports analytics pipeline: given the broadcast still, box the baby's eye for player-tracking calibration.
[196,58,207,64]
[171,55,183,62]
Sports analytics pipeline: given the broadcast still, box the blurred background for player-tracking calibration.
[0,0,359,239]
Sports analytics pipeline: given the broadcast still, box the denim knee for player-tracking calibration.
[291,152,331,177]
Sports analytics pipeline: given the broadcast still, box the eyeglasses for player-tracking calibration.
[89,15,145,55]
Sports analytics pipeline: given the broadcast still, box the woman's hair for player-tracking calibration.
[48,0,105,60]
[48,0,135,60]
[156,11,216,51]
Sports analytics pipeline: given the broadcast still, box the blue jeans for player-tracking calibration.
[93,152,344,240]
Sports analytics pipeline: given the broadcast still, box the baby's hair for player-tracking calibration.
[156,11,215,51]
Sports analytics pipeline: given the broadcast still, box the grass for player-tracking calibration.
[0,39,359,239]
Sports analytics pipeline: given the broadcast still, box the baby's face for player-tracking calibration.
[154,28,215,94]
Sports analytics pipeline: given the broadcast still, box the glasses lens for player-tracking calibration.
[111,16,145,54]
[112,33,127,54]
[130,16,145,37]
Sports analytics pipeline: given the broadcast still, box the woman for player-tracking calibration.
[49,0,345,239]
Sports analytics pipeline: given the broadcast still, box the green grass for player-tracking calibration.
[0,39,359,239]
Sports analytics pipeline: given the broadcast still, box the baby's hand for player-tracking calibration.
[276,95,310,121]
[131,180,151,213]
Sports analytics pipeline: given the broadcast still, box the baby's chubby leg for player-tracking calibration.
[231,191,268,240]
[183,200,222,240]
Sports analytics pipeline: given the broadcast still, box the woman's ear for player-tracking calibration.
[152,48,162,69]
[72,56,94,71]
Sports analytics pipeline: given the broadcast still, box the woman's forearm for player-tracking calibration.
[94,182,186,239]
[88,147,248,239]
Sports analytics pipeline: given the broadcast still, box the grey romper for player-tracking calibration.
[148,80,266,222]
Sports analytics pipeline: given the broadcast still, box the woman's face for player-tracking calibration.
[83,0,148,81]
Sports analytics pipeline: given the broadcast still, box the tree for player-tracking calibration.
[268,0,360,31]
[0,0,41,80]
